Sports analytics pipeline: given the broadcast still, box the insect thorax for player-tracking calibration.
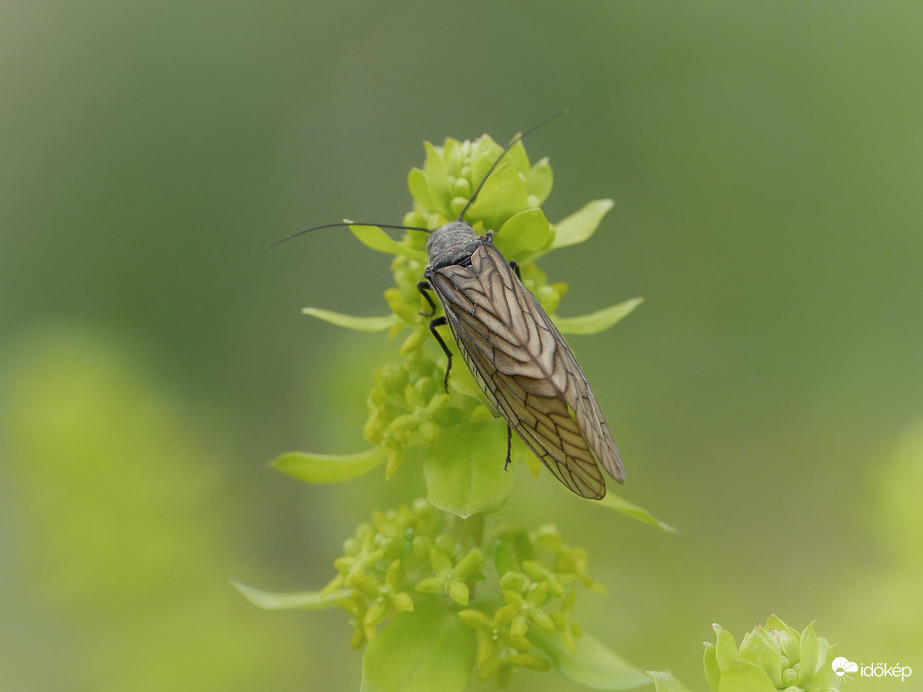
[426,220,489,271]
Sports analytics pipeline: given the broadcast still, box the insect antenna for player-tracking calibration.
[267,221,432,250]
[456,109,568,222]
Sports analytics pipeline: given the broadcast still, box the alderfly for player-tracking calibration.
[272,115,625,499]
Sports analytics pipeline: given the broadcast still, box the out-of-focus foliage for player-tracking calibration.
[829,423,923,656]
[0,326,305,691]
[2,0,922,689]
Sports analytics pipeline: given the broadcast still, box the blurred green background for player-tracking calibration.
[3,1,922,690]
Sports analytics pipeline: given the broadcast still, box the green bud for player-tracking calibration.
[447,580,470,606]
[499,571,530,592]
[453,177,472,199]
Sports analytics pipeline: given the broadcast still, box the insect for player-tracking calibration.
[272,117,625,499]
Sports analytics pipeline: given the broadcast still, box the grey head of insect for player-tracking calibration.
[271,113,626,500]
[423,220,482,270]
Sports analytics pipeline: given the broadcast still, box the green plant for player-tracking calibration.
[649,616,841,692]
[237,131,840,692]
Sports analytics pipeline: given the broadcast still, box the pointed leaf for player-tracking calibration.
[739,626,782,687]
[598,493,677,532]
[443,137,469,183]
[553,298,643,335]
[466,162,530,233]
[494,208,553,262]
[232,580,351,610]
[301,308,400,333]
[646,670,695,692]
[713,624,739,670]
[422,141,450,212]
[408,168,435,213]
[528,157,553,206]
[414,141,451,218]
[703,642,721,692]
[361,600,475,692]
[348,223,428,262]
[502,139,532,178]
[552,199,615,249]
[271,446,387,484]
[716,660,777,692]
[798,621,819,687]
[530,630,649,690]
[469,135,504,187]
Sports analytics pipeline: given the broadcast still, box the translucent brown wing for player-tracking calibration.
[428,241,624,499]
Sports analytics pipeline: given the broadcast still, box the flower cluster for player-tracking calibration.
[319,499,481,648]
[458,525,604,686]
[704,615,841,692]
[318,500,607,686]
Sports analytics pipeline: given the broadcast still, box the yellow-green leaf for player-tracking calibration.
[348,223,428,262]
[646,670,695,692]
[552,199,615,249]
[466,162,530,233]
[495,208,553,262]
[530,630,649,690]
[361,600,475,692]
[271,446,388,484]
[553,298,643,335]
[528,157,553,206]
[424,424,514,517]
[598,492,677,532]
[717,661,778,692]
[301,308,400,333]
[408,168,435,213]
[232,580,351,610]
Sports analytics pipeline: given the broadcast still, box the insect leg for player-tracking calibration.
[417,280,438,317]
[503,424,512,470]
[427,316,453,392]
[509,260,521,280]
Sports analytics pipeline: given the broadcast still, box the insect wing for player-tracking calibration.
[428,242,624,499]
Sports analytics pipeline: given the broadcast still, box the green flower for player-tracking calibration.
[533,524,605,592]
[499,579,557,639]
[339,592,376,649]
[550,589,583,655]
[704,615,840,692]
[452,525,617,684]
[363,560,414,628]
[415,546,484,606]
[323,522,384,595]
[236,500,654,690]
[457,607,552,686]
[309,501,443,645]
[480,649,552,689]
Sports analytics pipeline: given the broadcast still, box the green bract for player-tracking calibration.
[703,616,841,692]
